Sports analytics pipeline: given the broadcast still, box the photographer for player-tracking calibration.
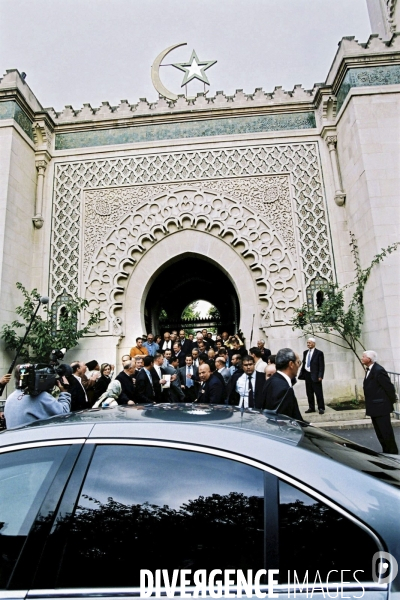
[4,365,71,429]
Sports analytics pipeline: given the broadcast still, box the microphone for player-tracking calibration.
[40,296,49,305]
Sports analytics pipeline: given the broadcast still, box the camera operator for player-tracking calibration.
[4,365,71,429]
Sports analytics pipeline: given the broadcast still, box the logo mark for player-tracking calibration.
[372,551,398,584]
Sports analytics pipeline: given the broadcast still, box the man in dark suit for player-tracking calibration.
[227,355,264,408]
[172,342,186,368]
[192,333,210,352]
[262,348,304,421]
[179,329,193,355]
[178,355,198,402]
[152,353,169,403]
[197,363,225,404]
[362,351,398,454]
[135,356,156,403]
[115,361,136,404]
[69,361,89,411]
[298,337,325,415]
[257,339,271,362]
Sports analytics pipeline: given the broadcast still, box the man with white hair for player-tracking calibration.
[298,337,325,414]
[362,351,398,454]
[257,339,271,361]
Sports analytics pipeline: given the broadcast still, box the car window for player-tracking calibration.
[0,445,69,588]
[301,427,400,488]
[57,445,265,588]
[278,480,379,584]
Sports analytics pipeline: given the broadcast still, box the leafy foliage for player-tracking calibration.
[181,301,201,320]
[1,282,100,362]
[207,304,221,320]
[291,236,399,368]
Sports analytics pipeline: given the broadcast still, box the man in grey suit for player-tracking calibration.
[215,357,231,385]
[178,355,198,402]
[163,356,185,402]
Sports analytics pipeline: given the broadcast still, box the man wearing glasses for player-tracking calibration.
[262,348,304,422]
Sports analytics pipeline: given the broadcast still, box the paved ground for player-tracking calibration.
[327,426,400,454]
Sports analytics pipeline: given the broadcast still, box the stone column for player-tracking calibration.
[326,135,346,206]
[32,159,47,228]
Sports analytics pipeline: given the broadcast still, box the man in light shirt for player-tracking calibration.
[298,337,325,415]
[143,333,159,357]
[228,355,265,409]
[249,347,268,373]
[215,357,231,385]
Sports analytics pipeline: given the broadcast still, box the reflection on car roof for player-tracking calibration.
[9,403,304,445]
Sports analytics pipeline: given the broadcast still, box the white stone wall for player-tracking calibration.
[337,88,400,372]
[0,122,36,391]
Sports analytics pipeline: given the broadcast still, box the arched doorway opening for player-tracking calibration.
[144,255,240,336]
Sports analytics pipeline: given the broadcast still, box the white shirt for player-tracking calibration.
[73,374,88,403]
[365,363,374,379]
[255,359,268,373]
[236,371,257,408]
[162,340,172,350]
[305,348,315,372]
[154,364,162,379]
[279,371,293,387]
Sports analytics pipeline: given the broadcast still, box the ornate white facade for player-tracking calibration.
[0,31,399,400]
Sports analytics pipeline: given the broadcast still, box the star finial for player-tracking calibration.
[173,50,217,87]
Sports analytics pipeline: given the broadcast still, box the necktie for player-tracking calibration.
[365,367,370,379]
[248,375,254,408]
[186,366,193,387]
[307,351,311,368]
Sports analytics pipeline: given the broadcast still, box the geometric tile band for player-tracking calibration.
[54,111,316,150]
[51,142,334,319]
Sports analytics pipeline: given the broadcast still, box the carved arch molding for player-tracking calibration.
[50,142,334,336]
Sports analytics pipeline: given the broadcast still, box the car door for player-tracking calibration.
[0,440,84,598]
[27,440,387,599]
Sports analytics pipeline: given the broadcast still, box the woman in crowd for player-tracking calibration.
[93,380,122,408]
[92,363,115,403]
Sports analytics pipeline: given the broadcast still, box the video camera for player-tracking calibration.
[17,348,72,397]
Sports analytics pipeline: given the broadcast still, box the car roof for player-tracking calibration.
[1,404,304,444]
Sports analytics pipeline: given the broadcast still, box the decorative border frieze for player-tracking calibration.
[54,111,316,150]
[0,100,34,140]
[336,64,400,111]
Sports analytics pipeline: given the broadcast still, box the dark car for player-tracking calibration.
[0,404,399,599]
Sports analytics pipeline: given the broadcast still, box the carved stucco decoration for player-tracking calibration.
[50,142,334,333]
[83,175,294,272]
[83,187,300,336]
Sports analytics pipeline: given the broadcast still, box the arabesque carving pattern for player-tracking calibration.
[51,142,334,331]
[84,188,300,335]
[83,175,293,271]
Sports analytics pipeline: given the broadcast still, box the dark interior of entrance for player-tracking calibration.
[144,256,240,335]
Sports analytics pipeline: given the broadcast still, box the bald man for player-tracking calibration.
[198,363,225,404]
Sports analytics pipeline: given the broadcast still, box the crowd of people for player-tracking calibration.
[70,329,277,409]
[1,327,397,454]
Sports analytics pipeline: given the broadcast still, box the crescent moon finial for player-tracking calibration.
[151,43,187,101]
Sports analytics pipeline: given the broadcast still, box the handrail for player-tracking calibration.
[388,371,400,419]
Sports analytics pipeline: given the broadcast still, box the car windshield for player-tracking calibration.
[300,425,400,488]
